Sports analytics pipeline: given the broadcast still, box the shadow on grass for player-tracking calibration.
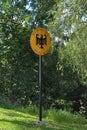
[0,119,35,127]
[0,107,38,120]
[0,119,59,130]
[1,110,37,120]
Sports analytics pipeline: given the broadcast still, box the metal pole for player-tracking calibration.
[39,55,42,121]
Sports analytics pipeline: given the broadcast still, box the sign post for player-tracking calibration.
[30,28,51,121]
[39,55,42,121]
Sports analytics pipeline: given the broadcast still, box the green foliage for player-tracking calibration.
[0,96,15,109]
[20,105,39,116]
[29,0,56,27]
[47,0,87,112]
[51,99,72,111]
[47,109,87,125]
[0,0,87,115]
[0,0,38,106]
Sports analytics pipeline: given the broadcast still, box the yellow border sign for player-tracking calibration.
[30,28,51,56]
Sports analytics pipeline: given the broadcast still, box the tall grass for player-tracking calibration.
[18,105,39,116]
[18,105,87,125]
[46,109,87,124]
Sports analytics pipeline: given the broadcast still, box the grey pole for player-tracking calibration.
[39,55,43,121]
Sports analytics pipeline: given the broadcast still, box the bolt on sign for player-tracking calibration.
[30,28,51,56]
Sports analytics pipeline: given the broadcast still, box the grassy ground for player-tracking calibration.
[0,106,87,130]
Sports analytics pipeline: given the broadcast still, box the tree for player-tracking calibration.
[0,0,57,106]
[47,0,87,112]
[0,0,39,105]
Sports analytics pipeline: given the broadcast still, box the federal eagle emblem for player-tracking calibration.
[36,34,47,49]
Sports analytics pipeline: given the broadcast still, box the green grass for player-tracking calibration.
[0,106,87,130]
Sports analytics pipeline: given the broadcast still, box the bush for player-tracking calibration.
[0,96,19,109]
[47,109,72,122]
[47,109,87,124]
[51,99,72,111]
[20,105,39,116]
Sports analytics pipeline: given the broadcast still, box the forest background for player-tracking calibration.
[0,0,87,116]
